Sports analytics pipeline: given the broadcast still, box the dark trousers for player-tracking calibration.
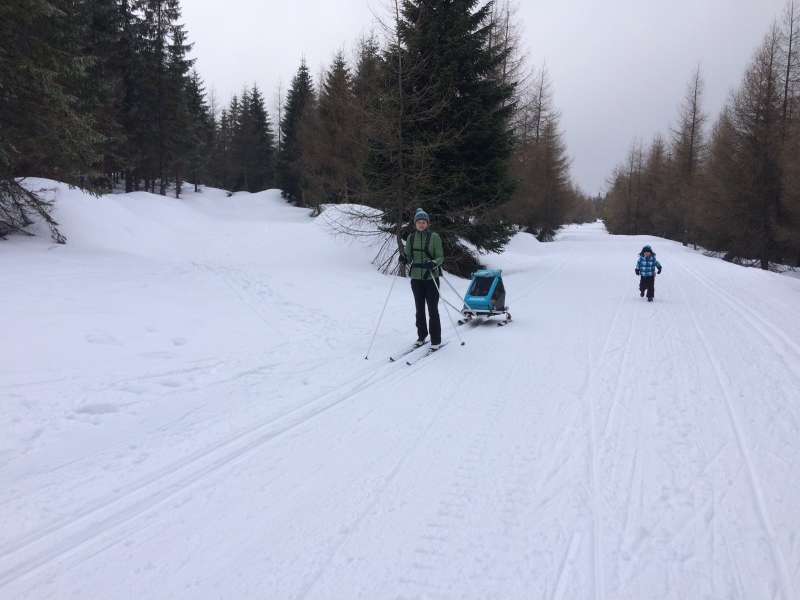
[639,275,655,299]
[411,278,441,344]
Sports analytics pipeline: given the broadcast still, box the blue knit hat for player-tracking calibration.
[414,208,430,223]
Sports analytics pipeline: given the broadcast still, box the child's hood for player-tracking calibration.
[639,245,656,257]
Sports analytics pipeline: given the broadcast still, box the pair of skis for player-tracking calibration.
[389,341,448,365]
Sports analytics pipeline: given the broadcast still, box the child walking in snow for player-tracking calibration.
[635,245,662,302]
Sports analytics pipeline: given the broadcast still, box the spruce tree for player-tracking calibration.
[210,105,235,190]
[246,84,276,192]
[277,59,315,203]
[349,0,517,275]
[73,0,128,190]
[137,0,194,195]
[185,69,213,192]
[118,0,146,192]
[395,0,517,271]
[303,51,360,208]
[352,32,382,107]
[232,88,253,191]
[1,0,104,242]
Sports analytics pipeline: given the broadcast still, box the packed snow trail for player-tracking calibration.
[1,184,799,599]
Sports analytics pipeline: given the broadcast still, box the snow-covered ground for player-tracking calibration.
[2,181,800,599]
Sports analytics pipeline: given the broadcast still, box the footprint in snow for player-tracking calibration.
[85,334,121,345]
[74,403,119,415]
[138,351,179,359]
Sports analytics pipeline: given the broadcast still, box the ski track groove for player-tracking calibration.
[672,254,800,384]
[511,240,580,306]
[552,530,583,600]
[599,302,638,439]
[1,357,241,479]
[596,298,643,595]
[2,270,488,588]
[619,441,646,590]
[582,276,639,600]
[587,344,605,600]
[9,229,799,597]
[194,263,289,337]
[405,389,511,596]
[436,236,578,340]
[673,268,794,599]
[0,350,421,588]
[293,400,453,600]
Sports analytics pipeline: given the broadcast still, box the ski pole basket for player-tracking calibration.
[461,269,510,319]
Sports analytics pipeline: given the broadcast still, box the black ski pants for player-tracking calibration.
[411,278,441,345]
[639,275,655,299]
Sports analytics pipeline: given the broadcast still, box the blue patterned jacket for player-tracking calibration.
[636,251,662,277]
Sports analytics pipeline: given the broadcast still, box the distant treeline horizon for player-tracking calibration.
[1,0,798,270]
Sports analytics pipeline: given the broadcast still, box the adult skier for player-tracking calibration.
[399,208,444,349]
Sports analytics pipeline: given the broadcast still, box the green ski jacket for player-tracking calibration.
[404,230,444,280]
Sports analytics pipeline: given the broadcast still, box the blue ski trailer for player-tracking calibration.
[461,269,510,322]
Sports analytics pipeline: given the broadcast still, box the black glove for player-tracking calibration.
[657,267,662,274]
[423,260,437,270]
[398,254,408,265]
[635,268,640,275]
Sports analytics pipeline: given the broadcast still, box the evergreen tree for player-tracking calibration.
[1,0,104,242]
[185,69,213,192]
[209,104,235,190]
[165,16,196,197]
[137,0,195,195]
[118,0,146,192]
[277,59,315,203]
[246,84,276,192]
[397,0,517,268]
[299,50,360,213]
[73,0,128,190]
[319,51,360,201]
[232,87,253,191]
[212,87,275,194]
[349,0,517,275]
[352,32,382,106]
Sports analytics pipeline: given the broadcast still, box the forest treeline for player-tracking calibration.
[602,1,800,270]
[3,0,797,271]
[1,0,594,274]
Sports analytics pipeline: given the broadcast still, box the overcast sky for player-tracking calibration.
[181,0,790,196]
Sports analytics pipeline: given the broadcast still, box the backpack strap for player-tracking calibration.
[423,230,433,259]
[422,232,435,279]
[409,231,436,279]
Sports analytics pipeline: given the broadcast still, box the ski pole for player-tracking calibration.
[440,273,467,313]
[430,270,465,346]
[364,265,399,359]
[441,272,463,298]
